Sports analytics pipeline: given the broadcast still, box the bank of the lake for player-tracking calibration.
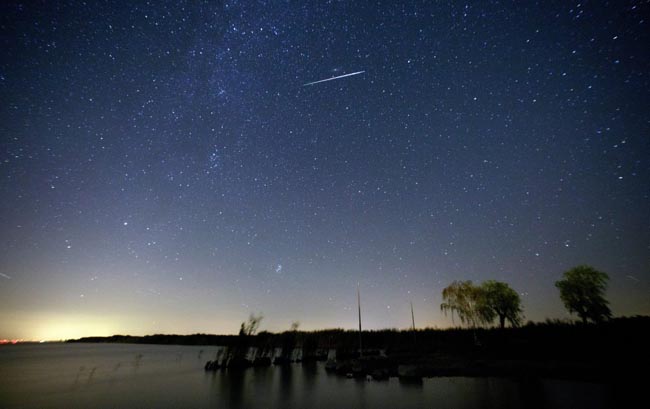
[68,316,650,382]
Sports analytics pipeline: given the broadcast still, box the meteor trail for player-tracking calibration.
[303,70,365,86]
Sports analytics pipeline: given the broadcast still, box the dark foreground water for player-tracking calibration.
[0,343,619,409]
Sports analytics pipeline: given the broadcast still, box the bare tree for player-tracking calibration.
[239,313,264,336]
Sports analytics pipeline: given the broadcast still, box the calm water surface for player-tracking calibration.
[0,343,617,408]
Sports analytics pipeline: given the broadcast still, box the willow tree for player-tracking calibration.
[440,280,484,328]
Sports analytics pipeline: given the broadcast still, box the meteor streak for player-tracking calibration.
[303,70,365,86]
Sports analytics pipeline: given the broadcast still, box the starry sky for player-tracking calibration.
[1,1,649,340]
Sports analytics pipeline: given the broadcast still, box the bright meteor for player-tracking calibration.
[303,70,365,86]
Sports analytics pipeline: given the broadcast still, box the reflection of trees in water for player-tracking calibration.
[133,353,143,371]
[277,363,317,404]
[398,376,423,389]
[302,362,318,393]
[72,366,85,389]
[221,369,246,409]
[466,378,547,409]
[517,378,546,409]
[252,365,273,383]
[86,366,97,384]
[278,364,293,403]
[209,365,276,409]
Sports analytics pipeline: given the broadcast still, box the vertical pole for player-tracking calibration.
[357,283,363,358]
[411,301,417,347]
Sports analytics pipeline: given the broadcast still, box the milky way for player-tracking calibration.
[1,1,648,340]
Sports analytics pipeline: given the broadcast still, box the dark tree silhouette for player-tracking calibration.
[555,265,612,324]
[239,313,264,336]
[479,280,523,328]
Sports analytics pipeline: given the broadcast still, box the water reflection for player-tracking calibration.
[278,364,293,404]
[301,361,318,392]
[0,344,620,409]
[517,378,546,409]
[224,370,246,408]
[398,376,424,388]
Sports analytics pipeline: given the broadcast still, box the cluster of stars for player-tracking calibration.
[0,1,648,339]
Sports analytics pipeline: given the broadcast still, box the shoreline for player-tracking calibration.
[6,316,645,382]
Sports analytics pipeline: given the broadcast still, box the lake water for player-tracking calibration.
[0,343,619,408]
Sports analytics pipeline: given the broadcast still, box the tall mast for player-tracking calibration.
[411,301,417,346]
[357,283,363,358]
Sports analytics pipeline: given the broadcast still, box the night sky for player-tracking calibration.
[1,1,649,341]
